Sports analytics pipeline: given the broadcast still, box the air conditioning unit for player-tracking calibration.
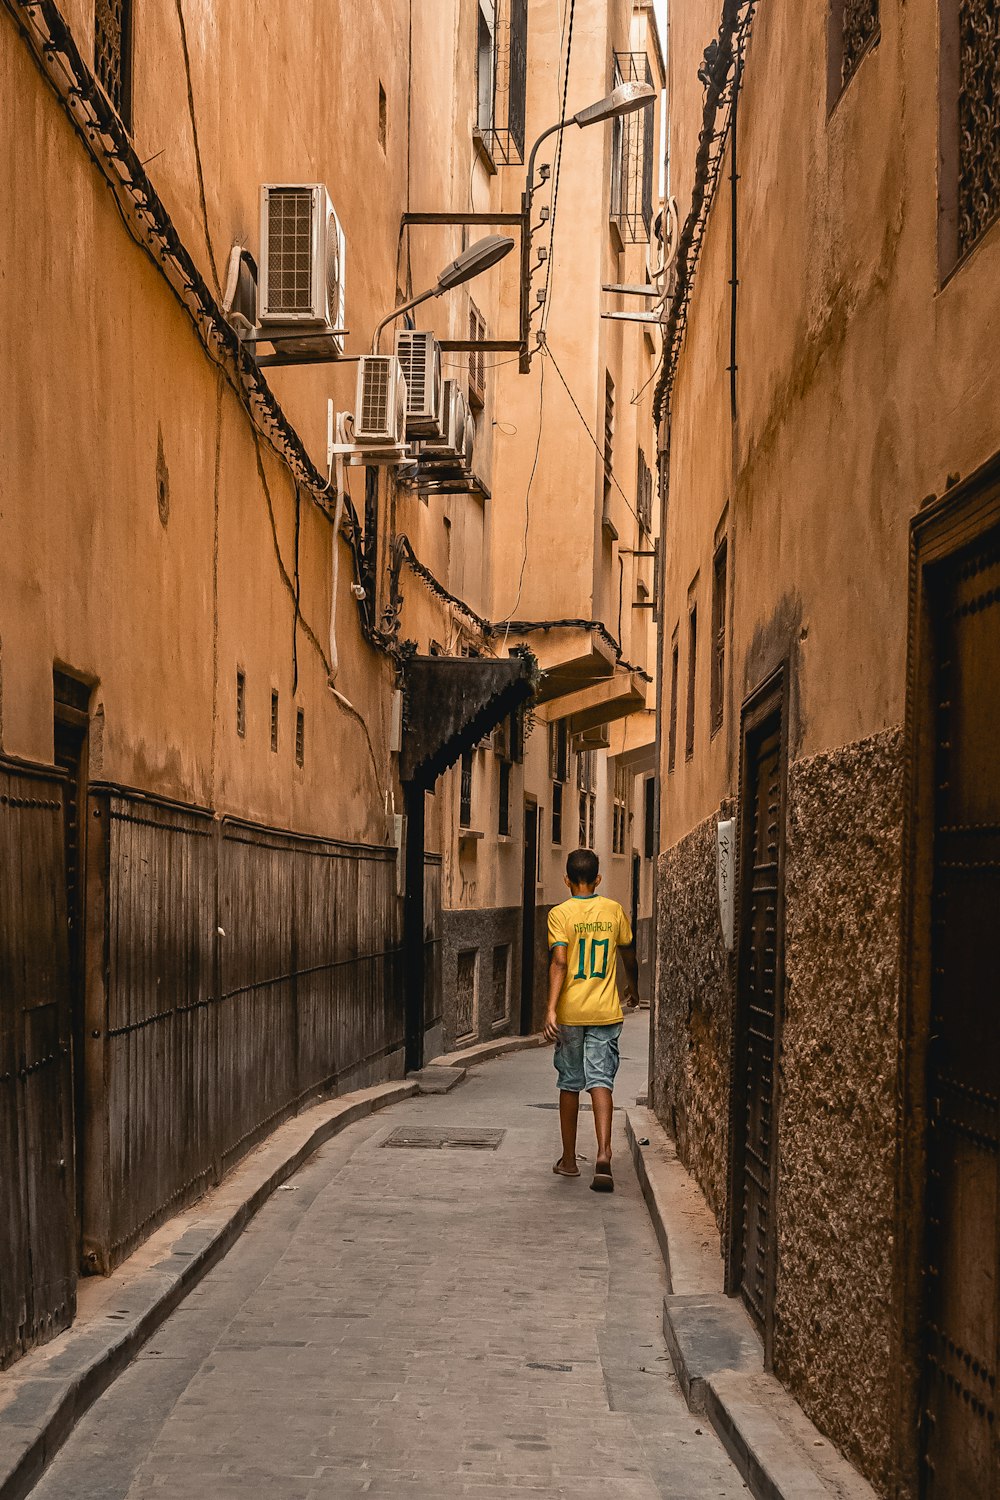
[354,355,407,445]
[422,380,467,460]
[393,330,443,438]
[259,183,346,356]
[458,411,476,470]
[222,245,258,334]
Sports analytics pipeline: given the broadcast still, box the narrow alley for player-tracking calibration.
[29,1024,745,1500]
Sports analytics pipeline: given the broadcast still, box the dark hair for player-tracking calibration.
[566,848,599,886]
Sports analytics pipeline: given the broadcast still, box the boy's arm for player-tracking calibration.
[619,943,640,1008]
[544,947,567,1042]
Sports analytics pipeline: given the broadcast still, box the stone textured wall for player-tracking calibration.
[652,803,736,1229]
[774,727,902,1493]
[441,906,522,1048]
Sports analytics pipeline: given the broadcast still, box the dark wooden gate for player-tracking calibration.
[0,760,76,1368]
[918,528,1000,1498]
[729,671,786,1360]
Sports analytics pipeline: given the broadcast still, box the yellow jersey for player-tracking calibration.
[547,894,633,1026]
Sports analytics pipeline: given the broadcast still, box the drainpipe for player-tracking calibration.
[648,431,667,1112]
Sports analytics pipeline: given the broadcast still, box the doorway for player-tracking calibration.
[53,670,90,1254]
[727,668,787,1364]
[520,802,538,1035]
[901,473,1000,1500]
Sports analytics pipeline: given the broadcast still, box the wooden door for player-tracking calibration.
[919,533,1000,1498]
[730,673,786,1361]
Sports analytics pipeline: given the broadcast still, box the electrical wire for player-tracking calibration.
[539,0,575,337]
[500,356,546,636]
[539,337,643,527]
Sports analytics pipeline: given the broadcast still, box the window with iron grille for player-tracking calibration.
[612,763,630,855]
[491,944,510,1025]
[685,605,697,760]
[952,0,1000,260]
[611,52,655,243]
[548,721,569,783]
[95,0,133,126]
[270,690,279,753]
[460,748,474,828]
[579,791,596,849]
[644,776,655,859]
[477,0,528,165]
[829,0,879,99]
[636,449,653,536]
[552,781,564,845]
[668,633,679,773]
[711,539,728,735]
[468,303,487,409]
[496,718,513,837]
[603,372,615,520]
[236,669,246,739]
[295,709,305,767]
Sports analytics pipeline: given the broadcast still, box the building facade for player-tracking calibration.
[652,3,1000,1498]
[1,0,662,1371]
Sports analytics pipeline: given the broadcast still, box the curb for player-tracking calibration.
[0,1079,415,1500]
[433,1033,546,1070]
[625,1107,876,1500]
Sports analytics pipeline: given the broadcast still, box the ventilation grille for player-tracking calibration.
[360,357,392,432]
[266,188,313,313]
[382,1126,505,1151]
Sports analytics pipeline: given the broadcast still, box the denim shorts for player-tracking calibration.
[554,1022,623,1093]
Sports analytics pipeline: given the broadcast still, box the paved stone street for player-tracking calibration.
[32,1017,746,1498]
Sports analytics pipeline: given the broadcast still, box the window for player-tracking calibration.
[611,52,655,242]
[378,82,387,151]
[603,372,615,529]
[476,0,528,165]
[552,781,564,845]
[828,0,879,102]
[550,721,568,844]
[940,0,1000,268]
[95,0,133,127]
[612,763,630,855]
[496,717,513,837]
[295,709,305,767]
[456,949,478,1039]
[685,605,698,760]
[636,449,653,536]
[236,669,246,739]
[491,944,510,1025]
[644,777,655,860]
[668,632,679,772]
[270,691,279,752]
[711,538,728,735]
[468,303,487,409]
[460,748,474,828]
[577,751,596,848]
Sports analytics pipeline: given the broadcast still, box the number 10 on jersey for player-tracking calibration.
[574,937,610,981]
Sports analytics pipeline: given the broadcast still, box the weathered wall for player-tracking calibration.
[774,727,903,1491]
[441,905,522,1048]
[653,805,734,1230]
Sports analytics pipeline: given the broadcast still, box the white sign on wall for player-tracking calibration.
[717,818,736,952]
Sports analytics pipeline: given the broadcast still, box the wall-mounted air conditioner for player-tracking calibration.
[458,411,476,471]
[259,183,346,356]
[422,380,467,460]
[354,355,407,446]
[394,330,443,438]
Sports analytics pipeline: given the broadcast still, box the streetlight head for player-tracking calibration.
[435,234,515,293]
[572,80,656,128]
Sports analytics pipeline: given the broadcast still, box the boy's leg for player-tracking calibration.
[590,1087,613,1169]
[558,1090,580,1170]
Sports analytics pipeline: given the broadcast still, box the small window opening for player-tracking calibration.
[295,708,305,767]
[685,605,698,761]
[668,632,679,773]
[711,538,728,736]
[236,669,246,739]
[378,82,387,151]
[460,748,474,828]
[270,690,279,753]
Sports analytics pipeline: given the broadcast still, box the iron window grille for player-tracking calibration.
[236,669,246,739]
[579,791,597,849]
[636,448,653,536]
[478,0,528,165]
[956,0,1000,258]
[603,372,616,525]
[644,776,655,859]
[552,781,564,845]
[611,52,655,243]
[492,944,510,1024]
[469,303,487,409]
[295,709,305,767]
[270,691,279,753]
[95,0,133,127]
[548,721,569,783]
[667,634,679,772]
[711,538,728,735]
[612,763,629,855]
[460,748,474,828]
[498,761,512,836]
[685,604,698,760]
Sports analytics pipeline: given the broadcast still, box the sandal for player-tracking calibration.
[553,1160,581,1177]
[590,1164,614,1193]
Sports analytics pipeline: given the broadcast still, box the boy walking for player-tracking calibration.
[544,848,640,1192]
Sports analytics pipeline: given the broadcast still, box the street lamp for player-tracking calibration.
[519,79,657,370]
[372,233,515,352]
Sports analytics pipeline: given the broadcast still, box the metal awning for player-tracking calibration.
[399,651,537,787]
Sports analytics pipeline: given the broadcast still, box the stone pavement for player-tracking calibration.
[30,1016,747,1499]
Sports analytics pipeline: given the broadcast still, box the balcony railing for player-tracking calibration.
[480,0,528,166]
[611,52,654,243]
